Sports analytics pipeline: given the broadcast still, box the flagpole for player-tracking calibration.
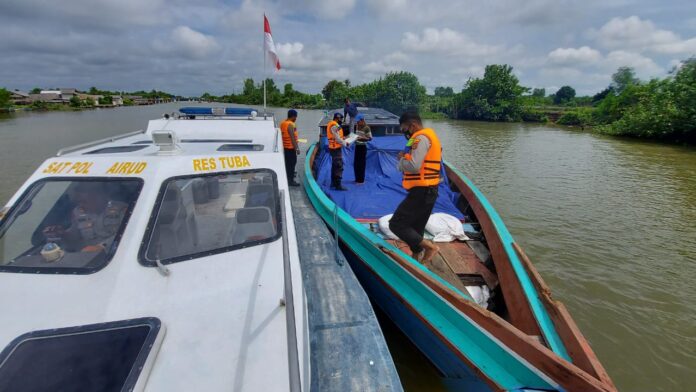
[263,14,267,112]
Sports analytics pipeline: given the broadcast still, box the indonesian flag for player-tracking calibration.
[264,14,281,71]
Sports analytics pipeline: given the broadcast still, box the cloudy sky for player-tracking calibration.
[1,0,695,96]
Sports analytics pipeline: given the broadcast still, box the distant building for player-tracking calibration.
[125,95,151,105]
[76,93,104,106]
[59,88,77,100]
[112,96,124,106]
[30,93,66,104]
[10,91,31,105]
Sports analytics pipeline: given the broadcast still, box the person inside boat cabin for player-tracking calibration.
[42,182,128,253]
[327,112,350,191]
[389,111,441,263]
[280,109,301,187]
[353,113,372,184]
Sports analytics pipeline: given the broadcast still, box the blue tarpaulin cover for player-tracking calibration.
[315,136,464,220]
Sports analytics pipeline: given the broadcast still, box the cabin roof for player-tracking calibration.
[57,113,277,159]
[318,107,400,127]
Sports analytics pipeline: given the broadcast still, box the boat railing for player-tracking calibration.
[279,190,302,392]
[56,129,146,156]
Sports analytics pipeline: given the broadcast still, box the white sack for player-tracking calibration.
[465,285,491,308]
[378,214,400,240]
[426,213,470,242]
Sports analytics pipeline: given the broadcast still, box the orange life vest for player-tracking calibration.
[280,119,298,150]
[402,128,442,190]
[327,120,344,150]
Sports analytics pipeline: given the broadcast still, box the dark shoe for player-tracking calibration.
[332,185,348,191]
[289,181,300,187]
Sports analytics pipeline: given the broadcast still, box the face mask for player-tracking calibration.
[402,126,412,140]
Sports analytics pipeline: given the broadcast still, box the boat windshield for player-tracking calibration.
[0,178,142,274]
[141,170,280,265]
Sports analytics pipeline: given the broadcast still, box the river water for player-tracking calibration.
[1,103,694,391]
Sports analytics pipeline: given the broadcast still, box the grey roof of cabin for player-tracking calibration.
[318,107,400,127]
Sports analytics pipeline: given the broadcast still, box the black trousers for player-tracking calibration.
[389,186,438,253]
[354,144,367,183]
[284,149,297,183]
[329,148,343,187]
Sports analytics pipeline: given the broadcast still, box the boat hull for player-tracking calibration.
[338,241,492,391]
[304,142,616,392]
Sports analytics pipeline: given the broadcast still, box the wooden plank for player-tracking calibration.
[437,241,499,289]
[513,242,617,390]
[382,246,616,392]
[385,240,469,294]
[445,165,542,336]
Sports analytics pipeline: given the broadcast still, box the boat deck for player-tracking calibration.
[290,154,402,392]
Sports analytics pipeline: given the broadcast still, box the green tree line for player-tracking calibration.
[5,61,694,143]
[205,71,427,115]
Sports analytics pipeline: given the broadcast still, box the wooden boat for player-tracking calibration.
[305,108,616,391]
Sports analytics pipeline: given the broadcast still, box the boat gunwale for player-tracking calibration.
[443,164,567,356]
[444,164,614,386]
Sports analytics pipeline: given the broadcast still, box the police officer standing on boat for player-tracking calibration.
[389,112,441,263]
[327,112,350,190]
[280,109,301,187]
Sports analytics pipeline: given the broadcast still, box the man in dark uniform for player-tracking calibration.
[344,98,359,133]
[389,112,441,263]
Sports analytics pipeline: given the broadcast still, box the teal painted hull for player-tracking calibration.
[304,144,565,390]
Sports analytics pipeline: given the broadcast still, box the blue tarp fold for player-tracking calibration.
[316,136,463,220]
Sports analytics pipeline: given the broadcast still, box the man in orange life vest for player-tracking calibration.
[280,109,301,187]
[327,112,350,190]
[389,112,441,263]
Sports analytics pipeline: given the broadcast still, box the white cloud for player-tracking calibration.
[0,0,167,30]
[451,65,484,78]
[548,46,602,65]
[275,42,361,71]
[384,51,409,63]
[591,16,696,54]
[276,42,304,57]
[361,61,399,74]
[603,50,663,76]
[276,42,315,69]
[292,0,357,19]
[401,28,501,56]
[165,26,220,59]
[223,0,271,30]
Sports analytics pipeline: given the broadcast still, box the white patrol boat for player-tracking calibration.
[0,107,307,392]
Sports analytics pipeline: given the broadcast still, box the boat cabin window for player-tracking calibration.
[0,178,142,274]
[0,318,161,392]
[140,170,280,265]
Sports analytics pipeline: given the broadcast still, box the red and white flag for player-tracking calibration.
[264,14,281,71]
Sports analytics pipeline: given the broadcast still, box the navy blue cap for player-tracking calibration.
[287,109,298,118]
